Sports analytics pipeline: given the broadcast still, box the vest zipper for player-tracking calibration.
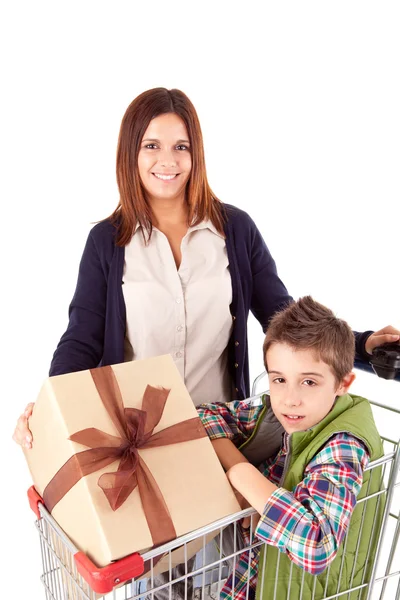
[279,434,292,486]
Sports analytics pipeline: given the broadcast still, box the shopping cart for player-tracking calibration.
[27,371,400,600]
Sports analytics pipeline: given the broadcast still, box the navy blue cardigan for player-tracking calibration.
[49,204,373,398]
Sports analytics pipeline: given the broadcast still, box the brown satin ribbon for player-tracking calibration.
[43,365,207,547]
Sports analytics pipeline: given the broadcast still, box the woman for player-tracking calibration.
[13,86,400,445]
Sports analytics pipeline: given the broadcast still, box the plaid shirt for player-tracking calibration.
[197,400,369,600]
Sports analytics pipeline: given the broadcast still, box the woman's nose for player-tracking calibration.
[159,150,177,167]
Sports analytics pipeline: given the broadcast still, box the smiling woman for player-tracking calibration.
[111,88,226,248]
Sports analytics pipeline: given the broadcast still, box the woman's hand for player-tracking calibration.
[365,326,400,355]
[12,403,34,449]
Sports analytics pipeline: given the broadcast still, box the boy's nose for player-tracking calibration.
[283,395,301,407]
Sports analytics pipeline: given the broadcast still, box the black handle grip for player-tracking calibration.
[369,343,400,380]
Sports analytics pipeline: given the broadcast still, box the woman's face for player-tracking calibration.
[138,113,192,205]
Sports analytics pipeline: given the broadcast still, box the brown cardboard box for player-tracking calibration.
[24,355,240,573]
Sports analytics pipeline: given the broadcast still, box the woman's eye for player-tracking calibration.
[303,379,316,386]
[176,144,189,151]
[145,144,158,149]
[273,377,285,384]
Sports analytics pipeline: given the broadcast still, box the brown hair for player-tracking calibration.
[108,88,225,246]
[263,296,355,383]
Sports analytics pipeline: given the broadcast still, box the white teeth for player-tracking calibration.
[153,173,177,180]
[286,415,302,419]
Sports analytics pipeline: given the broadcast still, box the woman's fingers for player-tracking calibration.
[12,404,35,448]
[24,402,35,418]
[14,416,32,448]
[365,326,400,355]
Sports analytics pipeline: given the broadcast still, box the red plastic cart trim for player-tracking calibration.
[28,485,43,519]
[27,486,145,593]
[74,551,145,594]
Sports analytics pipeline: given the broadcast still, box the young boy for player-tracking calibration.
[198,296,383,600]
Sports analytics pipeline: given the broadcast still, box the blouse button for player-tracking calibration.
[234,363,239,368]
[232,315,236,321]
[235,341,239,346]
[235,387,239,393]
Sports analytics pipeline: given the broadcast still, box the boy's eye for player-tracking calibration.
[303,379,316,386]
[272,377,285,384]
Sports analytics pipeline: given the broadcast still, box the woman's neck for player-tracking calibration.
[150,197,189,229]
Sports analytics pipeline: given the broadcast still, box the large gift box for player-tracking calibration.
[23,355,240,570]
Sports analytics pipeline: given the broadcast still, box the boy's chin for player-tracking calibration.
[279,408,335,433]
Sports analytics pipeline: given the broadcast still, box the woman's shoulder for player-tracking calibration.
[84,219,121,262]
[88,218,119,245]
[222,203,258,234]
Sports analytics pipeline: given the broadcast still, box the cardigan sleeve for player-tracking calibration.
[248,218,293,333]
[49,231,107,376]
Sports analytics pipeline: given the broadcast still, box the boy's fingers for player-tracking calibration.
[241,517,251,528]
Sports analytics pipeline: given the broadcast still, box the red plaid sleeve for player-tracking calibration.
[197,399,264,446]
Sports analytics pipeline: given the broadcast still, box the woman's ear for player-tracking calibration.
[336,371,356,396]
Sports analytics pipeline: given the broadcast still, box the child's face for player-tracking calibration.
[266,343,355,434]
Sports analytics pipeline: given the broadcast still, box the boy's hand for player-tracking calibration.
[234,489,253,529]
[365,326,400,355]
[12,403,34,449]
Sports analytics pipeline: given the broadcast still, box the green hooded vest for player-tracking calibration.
[253,394,384,600]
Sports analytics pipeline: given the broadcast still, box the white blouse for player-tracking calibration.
[122,220,233,406]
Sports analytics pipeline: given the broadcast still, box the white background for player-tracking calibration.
[0,2,399,598]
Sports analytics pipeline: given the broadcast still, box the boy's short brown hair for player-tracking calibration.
[263,296,355,384]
